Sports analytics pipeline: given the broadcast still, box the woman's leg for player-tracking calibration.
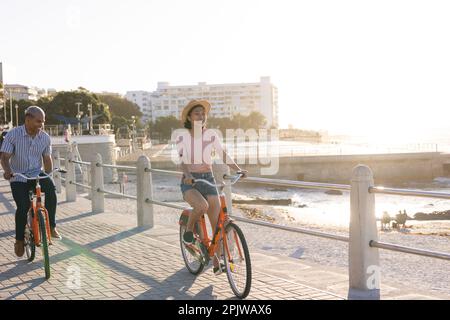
[206,194,221,235]
[206,194,222,269]
[183,189,209,234]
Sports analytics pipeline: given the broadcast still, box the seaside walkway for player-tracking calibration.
[0,179,444,300]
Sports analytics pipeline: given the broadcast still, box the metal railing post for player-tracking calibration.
[137,155,154,228]
[52,149,62,193]
[65,150,77,202]
[91,153,104,213]
[349,165,380,300]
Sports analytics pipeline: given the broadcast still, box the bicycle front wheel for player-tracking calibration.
[38,209,51,279]
[24,211,35,262]
[222,222,252,299]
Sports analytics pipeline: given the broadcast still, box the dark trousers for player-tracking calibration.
[11,174,57,241]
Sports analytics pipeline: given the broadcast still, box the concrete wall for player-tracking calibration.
[52,135,117,183]
[240,152,450,185]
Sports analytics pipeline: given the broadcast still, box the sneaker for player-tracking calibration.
[51,227,62,240]
[182,231,195,246]
[14,240,24,257]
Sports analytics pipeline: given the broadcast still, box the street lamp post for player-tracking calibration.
[15,104,18,127]
[9,89,13,127]
[88,104,94,135]
[131,116,136,150]
[75,102,82,135]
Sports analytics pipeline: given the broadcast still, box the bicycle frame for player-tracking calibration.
[28,175,52,247]
[197,193,229,258]
[181,173,244,262]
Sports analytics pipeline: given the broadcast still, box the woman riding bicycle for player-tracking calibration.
[176,100,247,275]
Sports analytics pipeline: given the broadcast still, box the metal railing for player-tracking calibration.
[369,240,450,261]
[368,186,450,261]
[370,186,450,199]
[53,147,450,298]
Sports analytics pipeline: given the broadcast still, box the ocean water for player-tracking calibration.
[165,128,450,157]
[232,177,450,228]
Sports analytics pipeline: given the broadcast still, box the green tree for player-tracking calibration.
[208,111,267,134]
[41,90,111,125]
[111,115,132,135]
[244,111,267,129]
[207,116,237,133]
[147,116,181,141]
[97,94,142,119]
[7,99,35,126]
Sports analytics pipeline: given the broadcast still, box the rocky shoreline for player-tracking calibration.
[414,210,450,220]
[233,196,450,221]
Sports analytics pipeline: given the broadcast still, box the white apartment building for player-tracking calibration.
[4,84,41,101]
[124,90,153,119]
[125,76,279,128]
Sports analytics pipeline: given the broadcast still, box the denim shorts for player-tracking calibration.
[180,172,219,200]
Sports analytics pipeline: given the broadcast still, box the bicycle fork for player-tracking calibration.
[42,208,53,246]
[31,192,53,247]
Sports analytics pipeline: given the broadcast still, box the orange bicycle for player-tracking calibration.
[14,168,66,280]
[179,173,252,299]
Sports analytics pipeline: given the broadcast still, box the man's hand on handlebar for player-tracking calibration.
[3,171,12,181]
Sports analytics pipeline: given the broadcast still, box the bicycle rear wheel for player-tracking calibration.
[179,224,205,275]
[222,222,252,299]
[38,209,51,279]
[24,226,36,262]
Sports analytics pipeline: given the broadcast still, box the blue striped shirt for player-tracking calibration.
[0,125,52,183]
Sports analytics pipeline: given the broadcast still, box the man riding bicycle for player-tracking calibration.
[176,100,247,275]
[0,106,62,258]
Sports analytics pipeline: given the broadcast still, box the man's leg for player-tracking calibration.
[40,176,57,228]
[10,182,31,241]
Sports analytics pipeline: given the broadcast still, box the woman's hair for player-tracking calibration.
[184,104,206,129]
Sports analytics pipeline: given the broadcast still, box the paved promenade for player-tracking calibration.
[0,179,444,300]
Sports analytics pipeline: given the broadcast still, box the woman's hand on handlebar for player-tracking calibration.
[183,174,195,185]
[236,170,248,179]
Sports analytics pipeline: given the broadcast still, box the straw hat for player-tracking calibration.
[181,100,211,123]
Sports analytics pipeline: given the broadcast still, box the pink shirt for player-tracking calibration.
[176,128,224,173]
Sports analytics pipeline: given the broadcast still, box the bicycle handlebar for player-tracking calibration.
[192,173,244,188]
[12,168,67,180]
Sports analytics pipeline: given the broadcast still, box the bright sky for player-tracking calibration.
[1,0,450,141]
